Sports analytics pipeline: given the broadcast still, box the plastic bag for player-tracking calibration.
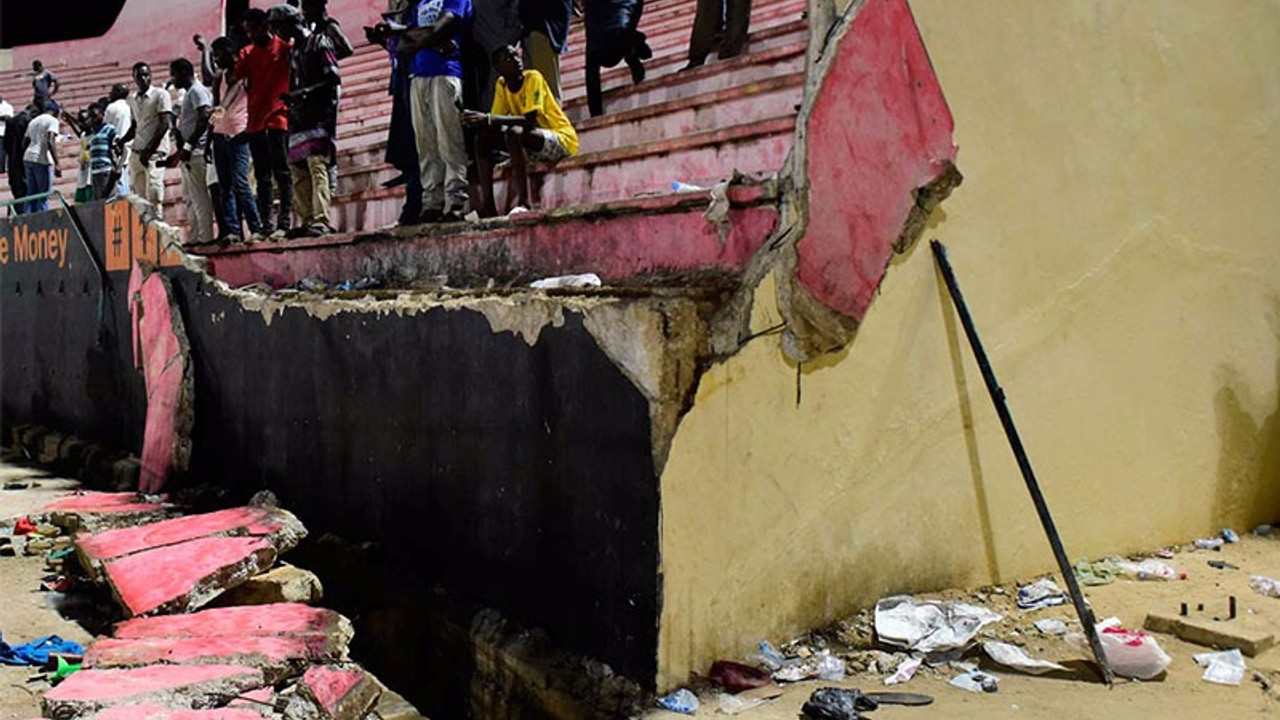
[1251,576,1280,598]
[1114,559,1179,581]
[1097,622,1171,679]
[800,688,877,720]
[1193,649,1246,686]
[657,688,700,715]
[816,652,846,681]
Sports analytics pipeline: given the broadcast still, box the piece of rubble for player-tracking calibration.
[43,492,178,533]
[296,665,382,720]
[42,664,266,718]
[215,563,323,606]
[94,705,269,720]
[114,603,353,642]
[84,633,348,683]
[1144,613,1276,657]
[103,536,278,616]
[76,507,307,581]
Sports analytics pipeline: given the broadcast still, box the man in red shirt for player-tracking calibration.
[238,7,294,238]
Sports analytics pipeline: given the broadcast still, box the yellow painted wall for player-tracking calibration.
[657,0,1280,689]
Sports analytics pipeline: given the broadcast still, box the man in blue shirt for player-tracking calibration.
[398,0,473,224]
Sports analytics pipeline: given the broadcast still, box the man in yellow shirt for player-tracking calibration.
[462,44,578,217]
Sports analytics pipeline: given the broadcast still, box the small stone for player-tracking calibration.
[215,564,324,606]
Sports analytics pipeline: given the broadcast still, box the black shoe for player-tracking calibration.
[635,34,653,60]
[680,58,706,72]
[284,227,309,239]
[627,56,645,85]
[418,208,443,225]
[381,173,410,189]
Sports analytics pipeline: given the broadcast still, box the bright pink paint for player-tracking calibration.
[796,0,957,321]
[114,603,347,639]
[77,507,289,567]
[103,535,275,616]
[42,492,151,511]
[84,634,337,669]
[133,267,186,493]
[42,664,265,703]
[95,706,267,720]
[302,665,368,717]
[203,198,779,288]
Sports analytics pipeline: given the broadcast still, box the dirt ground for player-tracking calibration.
[2,458,1280,720]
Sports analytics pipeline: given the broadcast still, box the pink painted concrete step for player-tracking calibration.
[75,506,307,579]
[94,706,268,720]
[84,633,348,682]
[42,664,267,718]
[103,535,277,617]
[299,665,381,720]
[43,492,178,533]
[114,603,353,640]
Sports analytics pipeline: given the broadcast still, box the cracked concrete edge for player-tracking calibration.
[139,269,197,479]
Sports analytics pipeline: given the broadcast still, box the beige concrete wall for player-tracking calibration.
[657,0,1280,689]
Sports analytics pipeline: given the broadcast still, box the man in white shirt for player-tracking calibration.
[0,95,12,175]
[21,98,61,214]
[103,84,133,196]
[119,62,173,214]
[166,58,215,245]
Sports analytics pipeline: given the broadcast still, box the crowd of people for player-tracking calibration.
[0,0,754,240]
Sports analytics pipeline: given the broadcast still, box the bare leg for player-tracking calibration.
[475,129,499,217]
[505,129,531,209]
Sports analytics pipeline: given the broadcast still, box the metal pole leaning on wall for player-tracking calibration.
[930,239,1114,685]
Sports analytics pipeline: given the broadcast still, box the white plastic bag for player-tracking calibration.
[1193,649,1246,686]
[1114,559,1179,581]
[874,596,1003,654]
[1251,575,1280,598]
[1097,622,1171,679]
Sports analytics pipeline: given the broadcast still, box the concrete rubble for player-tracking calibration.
[13,490,428,720]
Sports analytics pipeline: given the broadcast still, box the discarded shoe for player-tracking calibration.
[801,688,877,720]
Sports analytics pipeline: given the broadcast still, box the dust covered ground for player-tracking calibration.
[644,535,1280,720]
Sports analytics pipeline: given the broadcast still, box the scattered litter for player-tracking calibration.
[1155,548,1176,559]
[801,687,877,720]
[1017,578,1067,610]
[756,640,785,671]
[948,670,999,693]
[0,634,85,666]
[716,692,766,715]
[13,517,36,536]
[1250,576,1280,598]
[874,596,1002,654]
[3,481,31,490]
[1222,528,1241,543]
[982,642,1067,675]
[816,652,846,681]
[1253,524,1272,537]
[1114,559,1181,581]
[1194,649,1247,686]
[657,688,699,715]
[1096,619,1171,680]
[709,660,772,693]
[530,273,603,290]
[772,652,841,683]
[1033,619,1069,636]
[703,180,732,240]
[1208,560,1239,570]
[1195,538,1225,551]
[1073,558,1118,586]
[884,656,922,685]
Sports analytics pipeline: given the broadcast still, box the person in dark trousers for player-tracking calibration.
[239,7,295,238]
[583,0,650,117]
[684,0,752,69]
[463,44,578,216]
[366,1,423,226]
[30,60,60,108]
[4,106,32,213]
[208,37,264,243]
[518,0,572,101]
[271,3,342,237]
[21,98,62,214]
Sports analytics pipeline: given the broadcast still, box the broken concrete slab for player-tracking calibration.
[42,492,178,533]
[83,633,349,683]
[113,604,354,644]
[75,507,307,580]
[103,536,278,617]
[131,264,196,494]
[42,664,266,718]
[93,706,270,720]
[214,563,323,606]
[1144,613,1276,657]
[297,665,381,720]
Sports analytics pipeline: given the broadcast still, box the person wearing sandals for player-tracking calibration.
[462,44,578,217]
[271,3,342,237]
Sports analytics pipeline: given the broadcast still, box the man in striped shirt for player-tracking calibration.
[87,105,120,201]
